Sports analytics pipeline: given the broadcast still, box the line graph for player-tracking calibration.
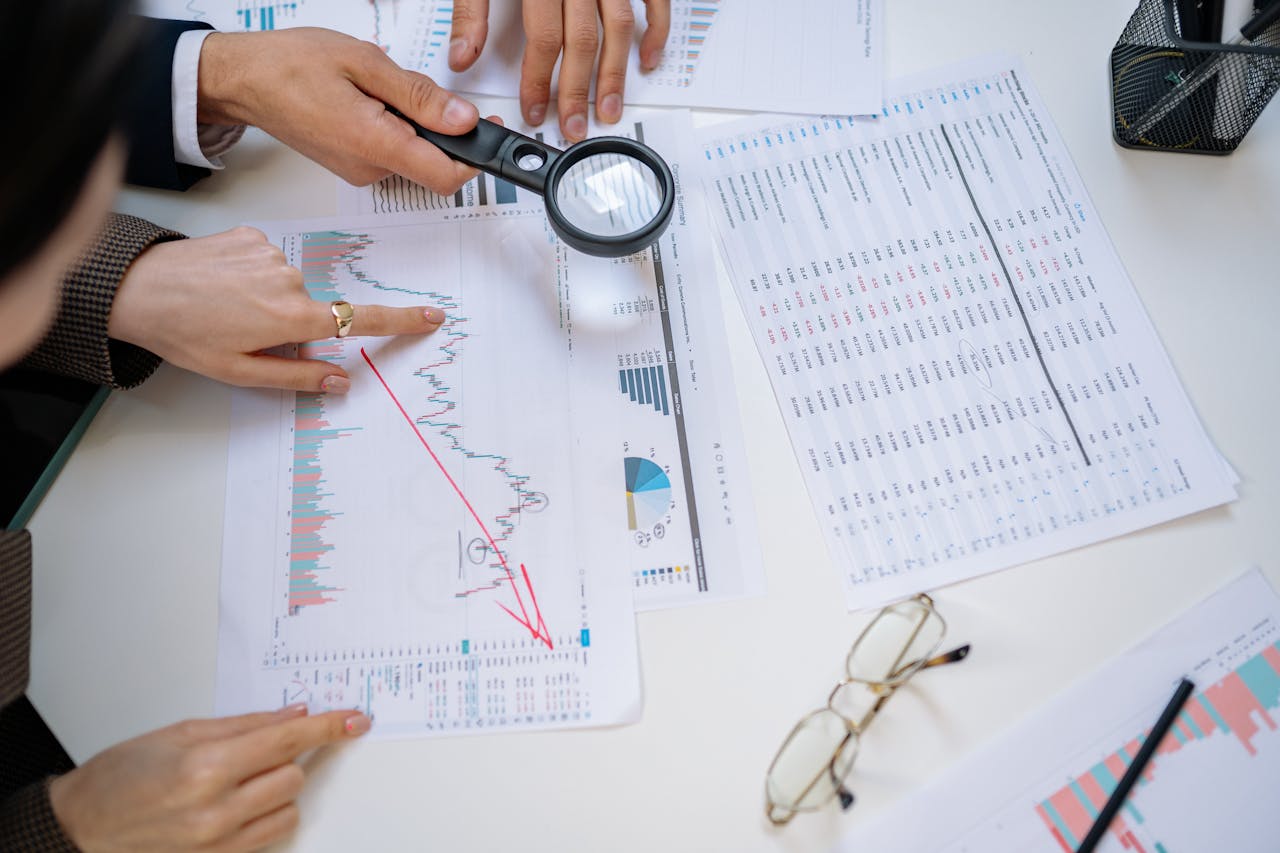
[300,230,547,611]
[362,347,553,649]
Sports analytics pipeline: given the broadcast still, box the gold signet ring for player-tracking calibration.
[330,300,354,338]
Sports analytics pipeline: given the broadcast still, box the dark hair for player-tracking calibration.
[0,0,142,278]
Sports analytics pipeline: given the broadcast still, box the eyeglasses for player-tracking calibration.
[764,593,970,825]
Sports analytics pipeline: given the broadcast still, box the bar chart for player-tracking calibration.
[618,365,671,416]
[1036,641,1280,853]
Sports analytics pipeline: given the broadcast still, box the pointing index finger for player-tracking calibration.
[306,301,448,341]
[226,709,370,779]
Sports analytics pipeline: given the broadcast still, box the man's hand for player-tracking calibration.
[196,28,480,194]
[108,227,447,393]
[448,0,671,141]
[48,705,370,853]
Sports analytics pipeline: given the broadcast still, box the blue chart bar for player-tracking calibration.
[495,179,517,204]
[617,366,670,416]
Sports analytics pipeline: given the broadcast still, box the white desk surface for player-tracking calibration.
[27,2,1280,850]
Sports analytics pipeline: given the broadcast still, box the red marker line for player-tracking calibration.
[361,347,553,649]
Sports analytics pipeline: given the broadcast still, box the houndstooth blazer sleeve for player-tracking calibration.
[0,780,77,852]
[1,214,185,850]
[23,213,183,389]
[0,533,77,850]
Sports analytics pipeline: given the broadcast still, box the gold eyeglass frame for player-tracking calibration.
[764,593,971,826]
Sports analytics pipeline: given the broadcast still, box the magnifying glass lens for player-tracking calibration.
[554,153,665,238]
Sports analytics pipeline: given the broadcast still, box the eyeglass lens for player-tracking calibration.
[845,598,945,685]
[766,708,860,814]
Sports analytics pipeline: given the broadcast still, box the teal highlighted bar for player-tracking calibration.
[1090,762,1119,797]
[1198,694,1231,734]
[1069,780,1098,819]
[580,629,590,647]
[461,639,470,654]
[1239,644,1280,707]
[1040,801,1077,849]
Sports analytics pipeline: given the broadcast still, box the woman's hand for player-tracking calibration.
[48,705,370,853]
[108,227,445,393]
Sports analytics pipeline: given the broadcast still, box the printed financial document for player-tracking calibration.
[334,109,765,615]
[391,0,882,116]
[218,112,763,736]
[139,0,390,43]
[141,0,882,116]
[836,569,1280,852]
[698,56,1238,609]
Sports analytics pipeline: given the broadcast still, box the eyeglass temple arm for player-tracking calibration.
[886,643,971,682]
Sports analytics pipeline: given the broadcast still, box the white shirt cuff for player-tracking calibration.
[172,29,246,170]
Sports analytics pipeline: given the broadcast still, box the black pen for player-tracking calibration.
[1076,678,1196,853]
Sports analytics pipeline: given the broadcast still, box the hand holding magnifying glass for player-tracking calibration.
[389,108,676,258]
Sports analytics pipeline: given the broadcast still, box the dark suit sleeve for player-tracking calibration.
[123,17,215,191]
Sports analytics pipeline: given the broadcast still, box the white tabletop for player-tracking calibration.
[27,2,1280,850]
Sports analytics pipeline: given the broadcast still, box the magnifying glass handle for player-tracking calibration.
[388,108,560,194]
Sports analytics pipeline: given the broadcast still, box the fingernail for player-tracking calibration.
[280,703,308,716]
[444,96,477,127]
[565,113,588,141]
[448,37,469,69]
[424,307,446,325]
[528,102,547,125]
[600,94,622,123]
[321,375,351,394]
[344,714,371,736]
[642,49,660,71]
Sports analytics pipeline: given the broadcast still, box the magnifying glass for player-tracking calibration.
[392,110,675,258]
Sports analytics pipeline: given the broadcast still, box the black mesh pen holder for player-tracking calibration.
[1112,0,1280,153]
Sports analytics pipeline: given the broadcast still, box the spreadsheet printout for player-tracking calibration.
[835,569,1280,852]
[698,56,1238,609]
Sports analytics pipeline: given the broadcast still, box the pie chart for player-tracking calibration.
[624,457,671,531]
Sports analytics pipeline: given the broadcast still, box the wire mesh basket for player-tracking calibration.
[1112,0,1280,153]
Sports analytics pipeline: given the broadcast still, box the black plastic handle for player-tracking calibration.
[389,108,562,194]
